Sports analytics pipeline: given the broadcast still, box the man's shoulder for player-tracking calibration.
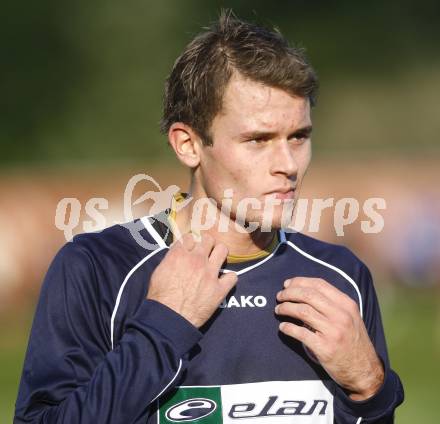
[283,230,368,279]
[55,218,164,270]
[42,218,166,299]
[74,218,160,252]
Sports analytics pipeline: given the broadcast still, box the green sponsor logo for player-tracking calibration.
[159,387,222,423]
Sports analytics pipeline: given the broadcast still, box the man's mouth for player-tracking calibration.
[266,188,296,200]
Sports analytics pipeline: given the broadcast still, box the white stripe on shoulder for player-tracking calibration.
[110,246,167,349]
[282,232,363,318]
[112,217,181,408]
[141,215,168,248]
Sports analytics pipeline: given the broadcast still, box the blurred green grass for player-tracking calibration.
[380,286,439,423]
[1,286,438,423]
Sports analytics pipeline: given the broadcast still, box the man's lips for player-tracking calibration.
[265,188,296,200]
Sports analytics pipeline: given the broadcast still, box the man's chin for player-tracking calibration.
[233,216,286,234]
[230,201,296,234]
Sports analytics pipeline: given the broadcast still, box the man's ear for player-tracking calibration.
[168,122,202,168]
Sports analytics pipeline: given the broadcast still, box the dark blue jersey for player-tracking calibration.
[15,216,403,423]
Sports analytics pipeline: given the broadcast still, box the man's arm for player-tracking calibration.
[15,234,236,423]
[14,242,202,423]
[275,265,404,423]
[332,264,404,423]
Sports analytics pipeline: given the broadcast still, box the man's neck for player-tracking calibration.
[171,193,276,257]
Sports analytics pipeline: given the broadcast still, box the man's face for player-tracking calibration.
[195,73,312,231]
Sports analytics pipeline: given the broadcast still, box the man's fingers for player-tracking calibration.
[278,277,360,319]
[198,233,216,255]
[275,302,329,334]
[208,242,229,270]
[218,271,238,292]
[176,232,197,251]
[175,232,217,257]
[279,321,316,348]
[285,277,348,305]
[277,286,335,317]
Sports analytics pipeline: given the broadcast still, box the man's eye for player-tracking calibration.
[289,134,309,144]
[248,138,268,144]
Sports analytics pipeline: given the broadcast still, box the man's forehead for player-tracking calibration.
[220,75,311,131]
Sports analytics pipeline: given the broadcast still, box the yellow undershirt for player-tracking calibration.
[168,193,279,263]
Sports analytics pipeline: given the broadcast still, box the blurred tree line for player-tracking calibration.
[1,0,439,166]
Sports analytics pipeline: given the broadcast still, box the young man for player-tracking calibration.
[15,11,403,424]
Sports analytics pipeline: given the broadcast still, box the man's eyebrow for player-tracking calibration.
[238,130,277,140]
[290,125,313,136]
[238,125,313,140]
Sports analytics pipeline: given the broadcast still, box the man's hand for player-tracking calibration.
[147,233,238,328]
[275,277,384,401]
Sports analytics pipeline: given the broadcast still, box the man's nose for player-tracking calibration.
[271,139,298,177]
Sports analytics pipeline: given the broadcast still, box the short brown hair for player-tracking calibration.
[160,10,318,146]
